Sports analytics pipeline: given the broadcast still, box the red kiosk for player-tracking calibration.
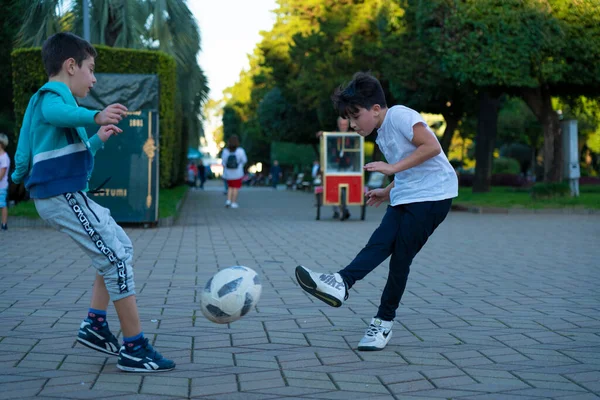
[314,132,367,221]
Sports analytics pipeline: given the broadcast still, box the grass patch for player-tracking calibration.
[9,185,189,219]
[9,200,38,218]
[158,185,189,218]
[456,185,600,209]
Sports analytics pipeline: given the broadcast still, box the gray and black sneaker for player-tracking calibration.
[357,318,393,351]
[77,319,120,356]
[295,265,348,307]
[117,338,175,372]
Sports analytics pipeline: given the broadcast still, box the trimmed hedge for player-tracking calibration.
[492,157,521,175]
[11,46,178,188]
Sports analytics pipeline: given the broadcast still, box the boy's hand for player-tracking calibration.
[95,103,128,125]
[365,188,389,208]
[364,161,395,175]
[97,124,123,142]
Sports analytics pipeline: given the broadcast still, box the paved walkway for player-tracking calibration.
[1,182,599,399]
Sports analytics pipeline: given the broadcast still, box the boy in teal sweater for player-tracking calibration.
[12,32,174,372]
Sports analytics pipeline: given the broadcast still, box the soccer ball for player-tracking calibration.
[200,266,262,324]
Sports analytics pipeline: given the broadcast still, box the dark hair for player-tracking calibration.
[332,71,387,118]
[42,32,97,77]
[227,135,240,151]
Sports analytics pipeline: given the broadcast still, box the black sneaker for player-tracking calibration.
[1,223,6,231]
[77,319,120,356]
[117,338,175,372]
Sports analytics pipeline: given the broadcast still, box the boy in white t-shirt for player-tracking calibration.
[296,72,458,351]
[0,133,10,231]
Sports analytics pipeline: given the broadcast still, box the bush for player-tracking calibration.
[492,157,521,174]
[491,173,527,187]
[458,173,474,187]
[580,176,600,185]
[449,159,463,169]
[531,182,571,199]
[459,173,526,188]
[11,46,178,188]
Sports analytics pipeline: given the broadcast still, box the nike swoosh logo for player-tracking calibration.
[383,331,390,338]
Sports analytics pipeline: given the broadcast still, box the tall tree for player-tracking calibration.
[16,0,209,154]
[381,0,477,156]
[0,0,28,151]
[422,0,600,186]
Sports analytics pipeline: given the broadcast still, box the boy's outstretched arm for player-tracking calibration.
[364,123,441,175]
[42,94,128,128]
[41,92,99,128]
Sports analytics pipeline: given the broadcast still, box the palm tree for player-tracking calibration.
[16,0,208,149]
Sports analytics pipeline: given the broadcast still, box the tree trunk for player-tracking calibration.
[473,91,501,193]
[440,113,459,155]
[521,86,562,182]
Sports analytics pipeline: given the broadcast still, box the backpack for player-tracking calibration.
[226,153,238,169]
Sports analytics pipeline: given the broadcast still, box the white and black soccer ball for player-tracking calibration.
[200,266,262,324]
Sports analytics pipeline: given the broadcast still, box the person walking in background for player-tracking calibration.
[222,135,247,208]
[197,162,206,189]
[187,161,197,188]
[0,133,10,231]
[269,160,282,189]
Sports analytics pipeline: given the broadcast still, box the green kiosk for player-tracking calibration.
[80,74,159,225]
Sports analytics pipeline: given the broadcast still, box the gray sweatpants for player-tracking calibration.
[34,191,136,301]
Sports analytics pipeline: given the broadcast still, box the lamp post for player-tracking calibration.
[82,0,90,41]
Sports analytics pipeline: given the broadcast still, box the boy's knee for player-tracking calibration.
[99,258,136,300]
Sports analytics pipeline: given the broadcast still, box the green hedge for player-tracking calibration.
[270,141,316,169]
[11,46,178,188]
[492,156,521,175]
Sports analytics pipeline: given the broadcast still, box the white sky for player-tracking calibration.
[189,0,278,101]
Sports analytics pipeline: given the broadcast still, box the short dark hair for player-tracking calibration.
[42,32,97,77]
[227,135,240,151]
[332,71,387,118]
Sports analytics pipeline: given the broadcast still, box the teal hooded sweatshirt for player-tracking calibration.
[11,81,104,198]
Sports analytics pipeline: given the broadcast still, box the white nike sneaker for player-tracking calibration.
[231,202,239,209]
[357,318,393,351]
[225,200,231,207]
[295,265,348,307]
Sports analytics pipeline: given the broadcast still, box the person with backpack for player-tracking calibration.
[221,135,247,208]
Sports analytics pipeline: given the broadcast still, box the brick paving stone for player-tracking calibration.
[1,182,598,398]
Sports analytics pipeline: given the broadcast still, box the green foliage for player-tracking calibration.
[499,143,533,173]
[158,184,188,218]
[258,87,319,143]
[16,0,209,164]
[0,0,28,154]
[11,46,179,188]
[426,0,562,88]
[270,141,315,168]
[221,0,600,184]
[492,157,521,175]
[497,97,543,147]
[531,182,571,199]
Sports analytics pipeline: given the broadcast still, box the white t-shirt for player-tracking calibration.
[0,152,10,190]
[376,105,458,205]
[221,147,247,180]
